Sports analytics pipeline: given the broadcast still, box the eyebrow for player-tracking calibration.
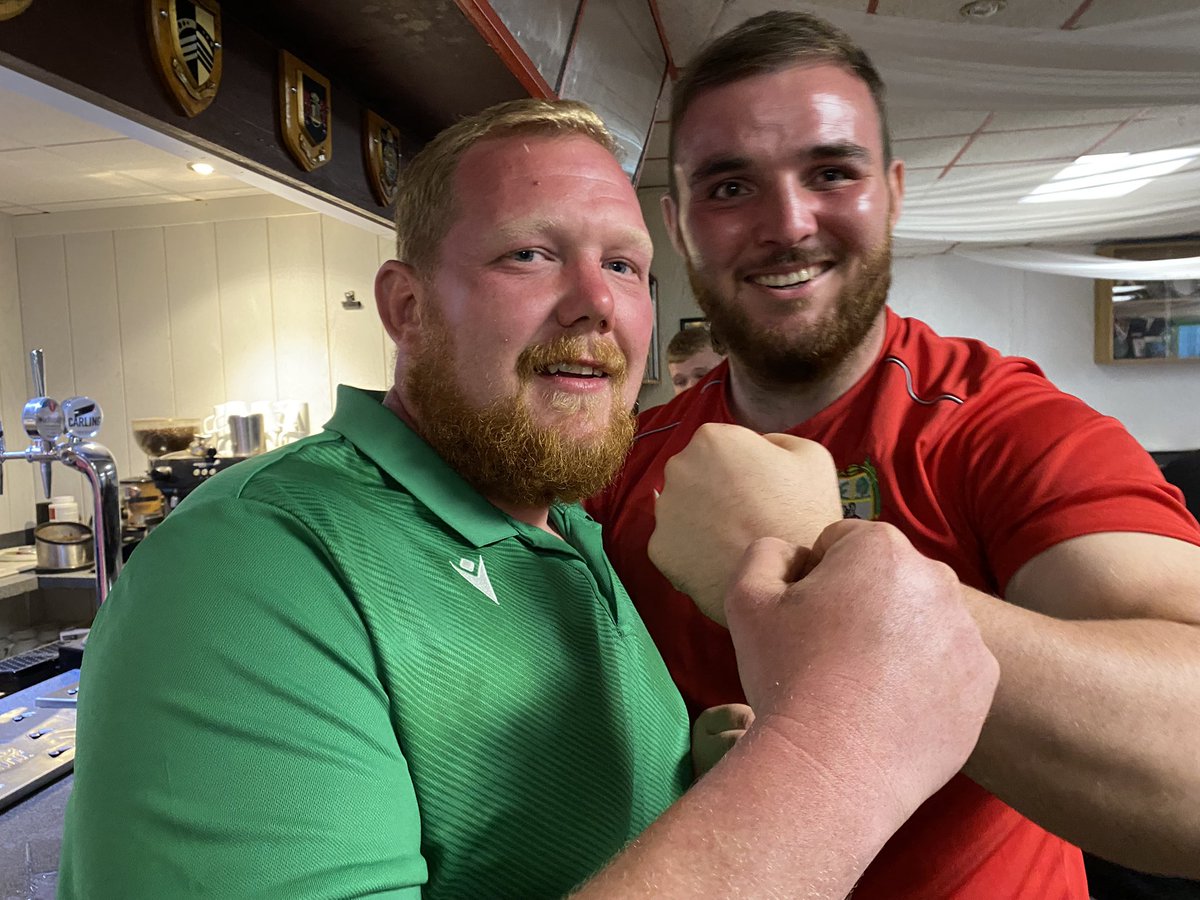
[497,217,653,257]
[686,140,874,187]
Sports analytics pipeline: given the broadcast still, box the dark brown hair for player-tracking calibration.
[668,10,892,198]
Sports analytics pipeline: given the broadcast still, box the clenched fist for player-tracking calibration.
[725,526,999,826]
[648,423,842,624]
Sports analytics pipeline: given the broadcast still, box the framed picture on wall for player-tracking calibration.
[643,275,661,385]
[1094,238,1200,365]
[679,316,709,331]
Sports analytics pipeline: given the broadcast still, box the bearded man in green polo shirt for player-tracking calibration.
[59,98,997,900]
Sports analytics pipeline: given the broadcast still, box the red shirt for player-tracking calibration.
[590,309,1200,900]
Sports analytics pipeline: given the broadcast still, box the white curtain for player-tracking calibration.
[953,247,1200,279]
[708,2,1200,249]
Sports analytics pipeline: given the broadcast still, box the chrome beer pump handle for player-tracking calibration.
[30,349,46,397]
[60,396,121,602]
[23,349,60,498]
[59,442,121,604]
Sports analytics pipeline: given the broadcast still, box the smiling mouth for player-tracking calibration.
[536,362,609,378]
[748,263,831,288]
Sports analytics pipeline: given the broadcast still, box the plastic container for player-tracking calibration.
[48,496,80,523]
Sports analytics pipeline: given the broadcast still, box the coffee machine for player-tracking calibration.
[128,416,252,516]
[148,449,252,511]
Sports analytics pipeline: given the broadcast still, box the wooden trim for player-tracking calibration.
[1094,277,1115,364]
[1061,0,1095,30]
[645,0,678,81]
[633,68,669,188]
[557,0,588,94]
[453,0,556,99]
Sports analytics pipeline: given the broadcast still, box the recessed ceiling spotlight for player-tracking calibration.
[188,161,215,175]
[959,0,1006,19]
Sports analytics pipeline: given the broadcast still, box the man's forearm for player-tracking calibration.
[963,590,1200,876]
[574,714,905,900]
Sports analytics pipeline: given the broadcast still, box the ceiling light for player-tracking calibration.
[959,0,1006,19]
[188,161,215,175]
[1019,148,1200,204]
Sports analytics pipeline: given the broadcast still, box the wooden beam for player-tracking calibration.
[453,0,556,99]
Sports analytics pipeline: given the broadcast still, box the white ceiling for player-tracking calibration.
[0,85,263,217]
[3,0,1199,258]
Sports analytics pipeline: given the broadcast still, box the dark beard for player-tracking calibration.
[690,236,892,386]
[404,319,636,509]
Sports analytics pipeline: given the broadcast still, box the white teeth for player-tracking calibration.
[545,363,602,376]
[752,268,815,288]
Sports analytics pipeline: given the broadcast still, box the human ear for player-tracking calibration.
[661,192,687,257]
[886,159,905,231]
[375,260,424,352]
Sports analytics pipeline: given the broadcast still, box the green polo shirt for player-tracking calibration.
[59,386,690,899]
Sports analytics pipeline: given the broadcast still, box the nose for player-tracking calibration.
[556,261,615,333]
[756,178,818,248]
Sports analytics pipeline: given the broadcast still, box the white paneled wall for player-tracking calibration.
[890,255,1200,452]
[0,214,34,537]
[636,190,698,411]
[2,197,393,535]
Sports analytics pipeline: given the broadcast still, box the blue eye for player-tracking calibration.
[511,249,538,262]
[605,260,634,275]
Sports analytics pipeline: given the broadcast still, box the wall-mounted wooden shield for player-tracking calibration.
[364,110,401,207]
[0,0,33,22]
[279,51,332,172]
[148,0,222,117]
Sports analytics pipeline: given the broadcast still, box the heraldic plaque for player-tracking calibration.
[279,50,332,172]
[364,110,401,207]
[149,0,223,117]
[0,0,33,22]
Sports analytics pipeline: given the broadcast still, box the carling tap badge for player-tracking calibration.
[148,0,223,117]
[280,51,332,172]
[364,110,401,207]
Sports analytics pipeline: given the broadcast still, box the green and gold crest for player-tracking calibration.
[838,459,881,520]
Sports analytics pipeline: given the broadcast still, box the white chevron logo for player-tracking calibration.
[452,555,498,604]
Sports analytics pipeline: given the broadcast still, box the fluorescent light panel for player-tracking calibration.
[1020,148,1200,204]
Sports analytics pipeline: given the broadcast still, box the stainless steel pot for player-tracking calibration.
[34,521,95,572]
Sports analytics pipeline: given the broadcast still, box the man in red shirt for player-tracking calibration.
[589,11,1200,899]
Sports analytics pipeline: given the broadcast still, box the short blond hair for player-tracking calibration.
[394,98,620,272]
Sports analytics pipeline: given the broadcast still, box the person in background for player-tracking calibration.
[589,10,1200,900]
[666,325,725,395]
[57,97,998,899]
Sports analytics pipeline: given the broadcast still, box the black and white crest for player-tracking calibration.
[149,0,223,117]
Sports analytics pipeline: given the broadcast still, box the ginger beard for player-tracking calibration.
[688,234,893,385]
[405,307,636,508]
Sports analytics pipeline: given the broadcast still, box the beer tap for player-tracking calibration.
[22,349,61,499]
[0,350,122,606]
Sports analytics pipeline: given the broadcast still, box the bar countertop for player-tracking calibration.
[0,670,80,900]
